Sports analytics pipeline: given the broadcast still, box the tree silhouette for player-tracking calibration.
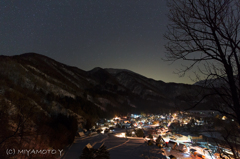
[165,0,240,124]
[80,144,110,159]
[80,146,96,159]
[96,145,110,159]
[165,0,240,157]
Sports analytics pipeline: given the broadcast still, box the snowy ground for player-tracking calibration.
[61,128,214,159]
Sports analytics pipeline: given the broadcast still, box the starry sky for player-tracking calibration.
[0,0,194,84]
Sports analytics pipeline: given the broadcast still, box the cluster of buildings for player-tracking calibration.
[93,111,237,159]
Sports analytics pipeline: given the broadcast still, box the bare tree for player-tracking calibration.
[165,0,240,125]
[164,0,240,157]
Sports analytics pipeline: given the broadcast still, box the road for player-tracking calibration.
[105,136,146,159]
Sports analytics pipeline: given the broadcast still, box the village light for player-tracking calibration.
[222,116,227,120]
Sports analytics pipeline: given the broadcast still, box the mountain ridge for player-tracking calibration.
[0,52,210,112]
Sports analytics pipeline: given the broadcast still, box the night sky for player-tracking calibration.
[0,0,193,84]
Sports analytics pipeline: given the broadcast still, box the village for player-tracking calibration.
[78,111,238,159]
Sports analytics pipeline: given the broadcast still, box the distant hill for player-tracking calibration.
[194,77,227,87]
